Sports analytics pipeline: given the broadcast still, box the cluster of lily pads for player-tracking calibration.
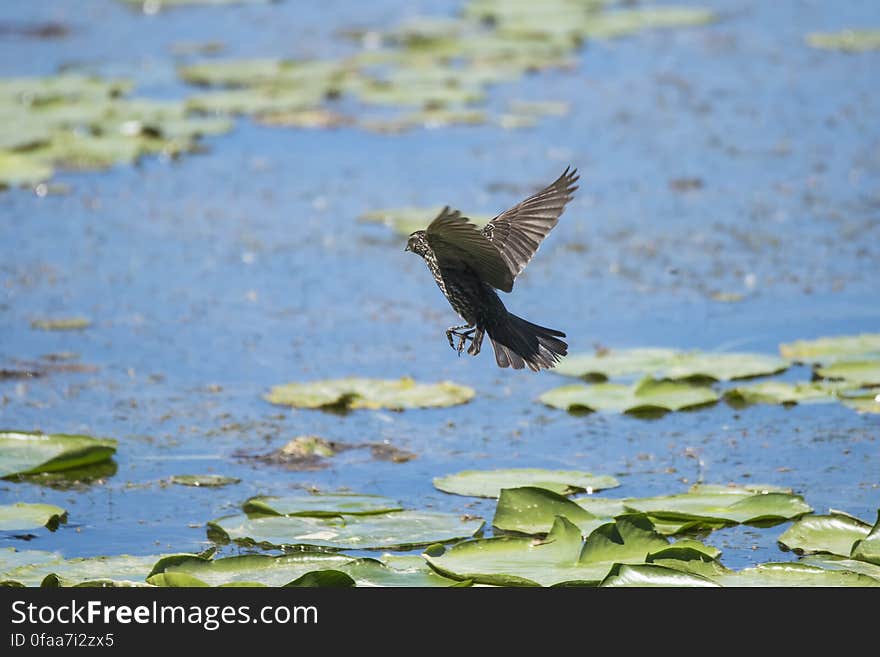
[539,333,880,416]
[4,462,879,586]
[176,1,715,134]
[0,74,233,189]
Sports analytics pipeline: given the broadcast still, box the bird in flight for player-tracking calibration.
[405,167,578,371]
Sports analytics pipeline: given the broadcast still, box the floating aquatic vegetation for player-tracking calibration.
[779,511,880,564]
[0,73,232,189]
[779,333,880,364]
[207,510,485,551]
[807,29,880,53]
[838,390,880,414]
[265,377,475,411]
[492,486,610,536]
[424,514,707,586]
[815,360,880,387]
[0,431,117,479]
[1,553,190,587]
[359,207,491,236]
[147,552,460,587]
[433,468,619,498]
[30,317,91,331]
[539,377,719,415]
[242,492,403,517]
[723,381,854,406]
[0,503,67,532]
[168,474,240,487]
[555,347,788,382]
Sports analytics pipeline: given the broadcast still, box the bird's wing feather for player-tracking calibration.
[426,207,515,293]
[482,166,579,281]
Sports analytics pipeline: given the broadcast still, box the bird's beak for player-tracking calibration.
[404,244,411,252]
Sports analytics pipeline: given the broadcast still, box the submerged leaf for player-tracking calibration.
[168,474,240,487]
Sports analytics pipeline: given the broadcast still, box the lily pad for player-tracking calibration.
[265,377,475,411]
[777,512,872,557]
[779,333,880,363]
[242,493,403,517]
[723,381,853,406]
[553,348,681,380]
[580,7,715,40]
[492,486,609,536]
[0,151,53,188]
[0,503,67,532]
[555,348,787,382]
[0,431,118,479]
[600,563,719,587]
[168,474,240,487]
[186,87,326,116]
[149,552,459,587]
[359,207,490,236]
[433,468,620,498]
[30,317,90,330]
[574,484,811,533]
[2,553,185,587]
[208,510,484,551]
[839,390,880,414]
[1,548,62,584]
[815,360,880,387]
[538,377,719,415]
[807,30,880,53]
[715,562,880,587]
[802,554,880,581]
[851,512,880,565]
[425,515,682,587]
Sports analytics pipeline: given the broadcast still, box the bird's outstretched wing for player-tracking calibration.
[425,207,515,293]
[482,166,579,282]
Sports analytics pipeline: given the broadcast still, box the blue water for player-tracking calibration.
[1,0,878,572]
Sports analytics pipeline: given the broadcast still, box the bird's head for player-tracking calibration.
[405,230,429,257]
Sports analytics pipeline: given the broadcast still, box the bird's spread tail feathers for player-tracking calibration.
[487,312,567,372]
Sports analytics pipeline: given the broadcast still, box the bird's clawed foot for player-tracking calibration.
[467,327,485,356]
[446,324,475,356]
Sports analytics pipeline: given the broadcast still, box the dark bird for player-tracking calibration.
[405,167,578,371]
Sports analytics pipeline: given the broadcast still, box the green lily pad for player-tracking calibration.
[553,348,681,380]
[359,207,491,236]
[0,151,53,188]
[434,468,619,499]
[807,30,880,53]
[779,333,880,363]
[242,493,403,517]
[555,348,787,382]
[265,377,475,411]
[426,514,685,587]
[574,484,811,533]
[600,563,719,587]
[815,360,880,387]
[777,512,872,557]
[580,7,715,40]
[801,554,880,581]
[0,503,67,532]
[715,562,880,587]
[168,474,240,487]
[30,317,91,330]
[119,0,275,9]
[839,390,880,414]
[723,381,853,406]
[208,510,484,551]
[149,552,459,587]
[0,431,118,479]
[186,87,326,116]
[539,377,719,415]
[492,487,610,535]
[851,512,880,565]
[256,109,350,129]
[2,553,187,587]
